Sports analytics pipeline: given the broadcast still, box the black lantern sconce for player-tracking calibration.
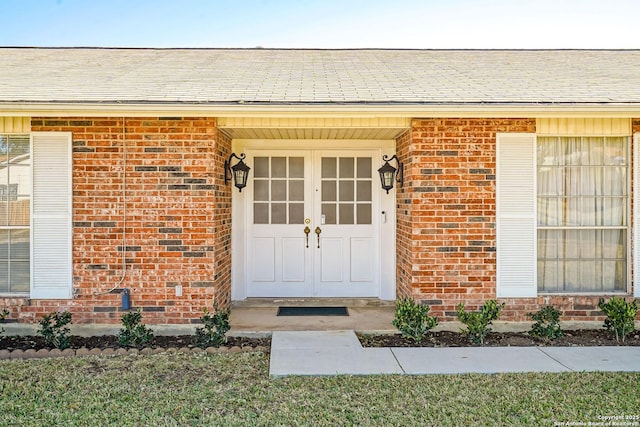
[225,153,251,192]
[378,154,403,194]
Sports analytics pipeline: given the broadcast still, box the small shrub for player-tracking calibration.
[118,309,154,348]
[528,306,563,341]
[392,297,438,341]
[38,310,72,349]
[193,304,231,349]
[0,308,9,335]
[598,297,639,343]
[456,300,505,345]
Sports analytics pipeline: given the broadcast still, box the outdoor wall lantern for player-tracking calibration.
[378,154,403,194]
[225,152,251,192]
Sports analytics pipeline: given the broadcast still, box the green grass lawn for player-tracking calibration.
[0,352,638,426]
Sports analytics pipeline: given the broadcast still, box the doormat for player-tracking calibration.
[277,306,349,316]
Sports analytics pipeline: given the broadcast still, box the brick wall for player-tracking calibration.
[397,118,639,321]
[16,117,232,324]
[3,116,638,325]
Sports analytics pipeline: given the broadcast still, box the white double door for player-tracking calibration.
[245,149,381,297]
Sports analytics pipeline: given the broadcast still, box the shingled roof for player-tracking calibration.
[1,48,639,106]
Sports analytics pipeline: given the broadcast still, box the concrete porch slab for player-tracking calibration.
[230,305,396,335]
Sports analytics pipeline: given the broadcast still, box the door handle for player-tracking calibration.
[304,226,310,248]
[315,226,322,248]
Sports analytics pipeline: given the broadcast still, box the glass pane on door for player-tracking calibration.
[253,156,305,224]
[321,156,372,225]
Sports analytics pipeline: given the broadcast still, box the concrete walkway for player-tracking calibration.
[269,330,640,377]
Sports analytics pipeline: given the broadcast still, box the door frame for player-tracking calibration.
[231,139,397,301]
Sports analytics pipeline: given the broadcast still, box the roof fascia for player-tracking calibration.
[1,102,639,118]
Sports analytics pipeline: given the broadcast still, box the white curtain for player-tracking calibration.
[537,136,627,292]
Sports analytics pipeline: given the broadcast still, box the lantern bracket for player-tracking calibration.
[377,154,403,194]
[225,152,251,192]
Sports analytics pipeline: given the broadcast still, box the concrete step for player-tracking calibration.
[229,305,396,336]
[232,298,395,308]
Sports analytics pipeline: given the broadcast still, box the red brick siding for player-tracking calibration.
[11,117,232,324]
[395,129,413,299]
[2,116,638,325]
[397,118,639,321]
[211,130,233,307]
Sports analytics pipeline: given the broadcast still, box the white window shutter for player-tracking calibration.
[634,133,640,297]
[30,132,72,299]
[496,133,537,297]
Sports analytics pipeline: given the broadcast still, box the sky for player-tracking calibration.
[0,0,638,49]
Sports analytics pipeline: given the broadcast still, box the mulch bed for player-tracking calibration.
[358,329,640,347]
[0,335,271,352]
[2,330,639,353]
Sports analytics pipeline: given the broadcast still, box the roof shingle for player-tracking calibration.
[1,48,639,105]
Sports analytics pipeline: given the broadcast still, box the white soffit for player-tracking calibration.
[217,116,411,139]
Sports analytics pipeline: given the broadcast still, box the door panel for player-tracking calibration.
[282,237,306,281]
[350,238,374,282]
[320,238,343,282]
[252,238,275,282]
[246,149,379,297]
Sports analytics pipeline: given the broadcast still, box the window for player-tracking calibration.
[0,132,72,298]
[0,134,30,293]
[253,156,305,225]
[321,157,372,225]
[537,136,629,293]
[497,132,634,298]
